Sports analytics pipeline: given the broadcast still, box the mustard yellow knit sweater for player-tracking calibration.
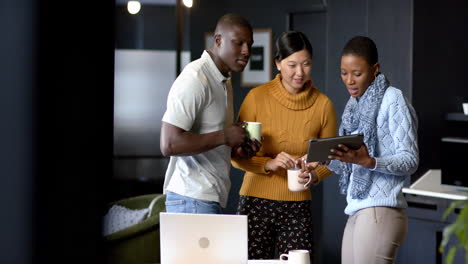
[232,74,337,201]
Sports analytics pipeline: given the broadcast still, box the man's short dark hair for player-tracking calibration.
[342,36,378,65]
[215,13,252,32]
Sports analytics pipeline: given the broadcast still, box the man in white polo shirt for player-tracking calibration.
[160,14,259,214]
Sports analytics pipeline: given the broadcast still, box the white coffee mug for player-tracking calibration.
[280,249,310,264]
[463,103,468,115]
[287,166,312,192]
[244,121,262,141]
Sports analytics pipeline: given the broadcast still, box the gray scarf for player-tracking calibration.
[338,73,389,199]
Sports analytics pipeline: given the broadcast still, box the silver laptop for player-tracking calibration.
[160,212,248,264]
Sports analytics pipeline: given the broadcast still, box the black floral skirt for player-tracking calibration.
[237,196,313,260]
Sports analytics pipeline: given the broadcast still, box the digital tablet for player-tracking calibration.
[306,134,364,162]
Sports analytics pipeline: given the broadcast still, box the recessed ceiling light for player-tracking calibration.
[182,0,193,8]
[127,1,141,14]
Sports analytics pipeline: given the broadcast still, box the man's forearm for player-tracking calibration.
[161,129,225,156]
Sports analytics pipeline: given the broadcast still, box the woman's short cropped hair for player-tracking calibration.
[342,36,378,65]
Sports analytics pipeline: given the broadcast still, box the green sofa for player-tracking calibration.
[104,194,165,264]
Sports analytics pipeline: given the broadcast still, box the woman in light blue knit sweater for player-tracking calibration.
[326,36,419,263]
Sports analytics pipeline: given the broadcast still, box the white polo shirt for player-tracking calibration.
[162,51,234,208]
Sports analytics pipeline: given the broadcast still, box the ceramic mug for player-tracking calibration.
[287,165,312,192]
[280,249,310,264]
[244,121,262,141]
[463,103,468,115]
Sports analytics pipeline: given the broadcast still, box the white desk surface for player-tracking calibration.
[247,260,282,264]
[403,169,468,200]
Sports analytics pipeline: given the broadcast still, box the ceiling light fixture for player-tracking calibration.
[127,1,141,15]
[182,0,193,8]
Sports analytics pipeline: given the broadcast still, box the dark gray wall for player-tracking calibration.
[115,4,190,50]
[0,1,35,263]
[0,0,115,263]
[34,0,115,261]
[413,0,468,179]
[190,1,412,263]
[1,0,115,263]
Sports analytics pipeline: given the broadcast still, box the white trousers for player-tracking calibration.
[341,206,408,264]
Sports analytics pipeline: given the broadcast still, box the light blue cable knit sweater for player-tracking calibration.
[328,87,419,215]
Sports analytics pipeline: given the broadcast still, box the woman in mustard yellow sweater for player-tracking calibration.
[232,31,337,260]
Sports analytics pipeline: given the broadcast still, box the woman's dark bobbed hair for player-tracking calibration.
[274,31,313,62]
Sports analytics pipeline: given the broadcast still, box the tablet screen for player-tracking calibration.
[306,134,364,162]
